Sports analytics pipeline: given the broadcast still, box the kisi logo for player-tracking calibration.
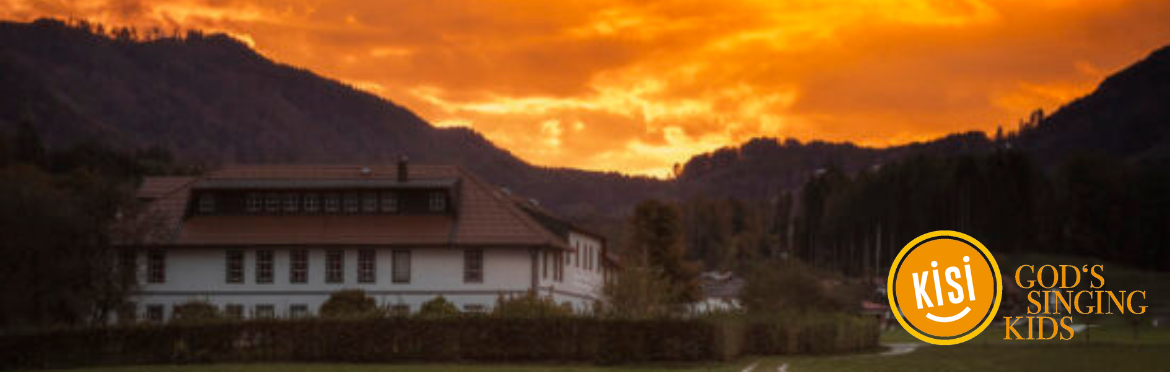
[888,231,1002,345]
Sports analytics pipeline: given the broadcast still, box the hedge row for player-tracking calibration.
[745,314,881,355]
[0,316,877,370]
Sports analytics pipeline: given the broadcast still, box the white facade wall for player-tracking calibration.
[128,247,548,321]
[534,231,606,312]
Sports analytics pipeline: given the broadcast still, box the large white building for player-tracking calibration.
[119,161,614,322]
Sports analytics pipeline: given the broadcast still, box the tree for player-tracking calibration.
[172,301,221,323]
[319,289,377,318]
[740,259,861,315]
[605,200,701,316]
[14,111,46,168]
[0,166,139,328]
[492,291,573,318]
[416,296,460,319]
[602,264,677,319]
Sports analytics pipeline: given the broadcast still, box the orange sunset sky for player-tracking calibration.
[3,1,1170,176]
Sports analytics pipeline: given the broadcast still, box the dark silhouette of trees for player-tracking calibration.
[14,111,45,167]
[319,289,378,318]
[0,121,188,331]
[605,200,702,316]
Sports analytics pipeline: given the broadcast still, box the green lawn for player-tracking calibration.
[14,361,754,372]
[880,322,1170,345]
[775,344,1170,372]
[828,324,1170,372]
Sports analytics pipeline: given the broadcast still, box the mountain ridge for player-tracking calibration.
[1,18,1167,215]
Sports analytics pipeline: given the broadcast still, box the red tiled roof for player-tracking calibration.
[132,164,572,249]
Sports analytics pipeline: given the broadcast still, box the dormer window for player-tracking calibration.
[197,193,216,214]
[343,193,360,213]
[362,192,378,213]
[429,192,447,212]
[324,193,340,213]
[265,193,280,213]
[303,193,319,213]
[245,193,261,213]
[381,192,398,213]
[283,193,299,213]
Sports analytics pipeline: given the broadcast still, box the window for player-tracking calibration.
[147,250,166,283]
[324,193,340,213]
[283,193,299,212]
[254,304,275,319]
[429,192,447,212]
[326,250,344,283]
[462,304,486,314]
[358,250,376,283]
[554,251,563,282]
[303,193,320,213]
[380,192,398,213]
[586,247,591,271]
[146,304,164,323]
[246,193,262,213]
[542,251,548,280]
[392,250,411,283]
[289,304,309,318]
[362,192,378,213]
[226,250,244,284]
[290,250,308,284]
[597,249,603,272]
[265,193,280,213]
[224,304,244,319]
[198,193,216,214]
[343,193,360,213]
[464,249,483,283]
[119,250,137,283]
[256,250,274,284]
[389,304,410,317]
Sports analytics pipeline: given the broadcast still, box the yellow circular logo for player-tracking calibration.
[887,231,1002,345]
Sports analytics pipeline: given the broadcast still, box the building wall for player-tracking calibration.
[534,231,606,312]
[127,247,537,321]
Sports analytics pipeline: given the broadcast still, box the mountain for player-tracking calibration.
[675,132,993,200]
[677,45,1170,200]
[1015,45,1170,165]
[0,19,666,217]
[1,18,1167,215]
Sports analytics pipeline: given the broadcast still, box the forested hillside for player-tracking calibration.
[0,18,664,217]
[2,18,1168,272]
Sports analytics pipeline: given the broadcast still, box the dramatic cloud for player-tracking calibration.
[4,0,1170,176]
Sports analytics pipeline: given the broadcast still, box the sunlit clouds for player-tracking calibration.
[4,0,1170,176]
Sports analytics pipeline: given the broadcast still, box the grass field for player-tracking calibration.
[13,362,752,372]
[776,343,1170,372]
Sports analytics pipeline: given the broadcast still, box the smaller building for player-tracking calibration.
[692,271,744,313]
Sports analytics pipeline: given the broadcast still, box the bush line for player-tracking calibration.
[0,316,878,369]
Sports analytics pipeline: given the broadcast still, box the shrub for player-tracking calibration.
[319,289,377,318]
[416,296,460,319]
[492,292,573,318]
[745,312,880,355]
[0,315,877,370]
[171,301,221,324]
[740,259,863,315]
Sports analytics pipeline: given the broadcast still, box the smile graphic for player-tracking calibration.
[888,231,1003,345]
[926,306,970,323]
